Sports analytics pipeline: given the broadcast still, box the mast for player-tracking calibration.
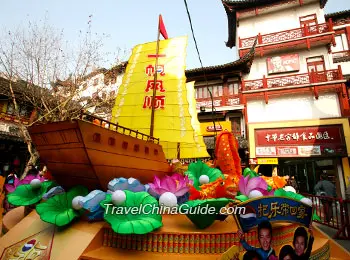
[149,15,161,138]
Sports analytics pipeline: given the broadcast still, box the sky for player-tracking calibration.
[1,0,350,70]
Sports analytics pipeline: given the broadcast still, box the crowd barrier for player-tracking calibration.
[302,193,350,240]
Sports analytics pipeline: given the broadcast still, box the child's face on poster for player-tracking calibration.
[294,236,306,256]
[259,228,272,251]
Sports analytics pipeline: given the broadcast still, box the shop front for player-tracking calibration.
[248,118,350,198]
[200,121,249,167]
[0,121,29,177]
[200,121,232,157]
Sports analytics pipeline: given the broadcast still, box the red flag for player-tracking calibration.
[159,15,168,39]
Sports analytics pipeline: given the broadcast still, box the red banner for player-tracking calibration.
[254,125,346,157]
[267,54,300,74]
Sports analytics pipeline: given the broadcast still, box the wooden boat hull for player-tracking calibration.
[28,120,171,190]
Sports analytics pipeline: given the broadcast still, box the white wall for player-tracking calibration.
[337,61,350,76]
[247,93,341,123]
[237,2,325,39]
[78,73,123,98]
[244,46,336,80]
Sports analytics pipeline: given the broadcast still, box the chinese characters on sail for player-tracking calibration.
[143,64,166,109]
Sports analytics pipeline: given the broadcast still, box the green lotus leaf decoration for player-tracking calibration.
[183,198,233,229]
[274,188,304,201]
[7,181,57,206]
[243,167,259,179]
[36,186,89,226]
[100,190,162,234]
[185,160,224,190]
[235,194,249,202]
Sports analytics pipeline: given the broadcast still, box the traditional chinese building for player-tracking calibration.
[222,0,350,198]
[0,77,35,175]
[185,45,255,166]
[326,9,350,94]
[54,62,127,120]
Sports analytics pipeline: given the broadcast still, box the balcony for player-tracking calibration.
[0,112,31,125]
[243,68,343,91]
[238,22,335,57]
[241,67,347,104]
[196,95,241,110]
[332,50,350,63]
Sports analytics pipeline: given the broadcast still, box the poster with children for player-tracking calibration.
[234,197,312,233]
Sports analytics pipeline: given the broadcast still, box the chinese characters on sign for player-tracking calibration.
[143,63,166,109]
[258,202,308,219]
[234,197,312,232]
[256,147,277,156]
[265,131,331,142]
[255,126,346,157]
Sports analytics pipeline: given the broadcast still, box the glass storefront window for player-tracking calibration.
[278,158,339,196]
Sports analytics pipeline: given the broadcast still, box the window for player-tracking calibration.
[145,146,149,154]
[93,133,101,143]
[154,149,159,156]
[228,83,239,95]
[196,85,224,99]
[20,106,28,117]
[134,144,140,152]
[300,14,319,35]
[307,56,326,82]
[122,141,128,149]
[108,137,115,146]
[333,34,349,52]
[306,56,325,73]
[230,117,241,135]
[300,14,317,27]
[6,102,14,114]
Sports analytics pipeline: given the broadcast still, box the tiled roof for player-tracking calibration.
[325,9,350,19]
[222,0,328,48]
[0,77,46,102]
[185,37,257,79]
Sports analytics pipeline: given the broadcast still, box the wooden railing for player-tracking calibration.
[239,22,332,49]
[242,68,342,91]
[0,112,30,125]
[332,50,350,63]
[80,112,160,144]
[196,95,240,109]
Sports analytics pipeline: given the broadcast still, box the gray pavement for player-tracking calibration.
[314,223,350,253]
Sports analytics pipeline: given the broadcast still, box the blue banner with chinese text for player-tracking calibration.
[234,197,312,232]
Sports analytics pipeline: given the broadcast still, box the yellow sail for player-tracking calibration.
[111,36,209,159]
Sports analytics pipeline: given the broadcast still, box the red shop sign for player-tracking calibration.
[255,125,344,146]
[206,125,223,132]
